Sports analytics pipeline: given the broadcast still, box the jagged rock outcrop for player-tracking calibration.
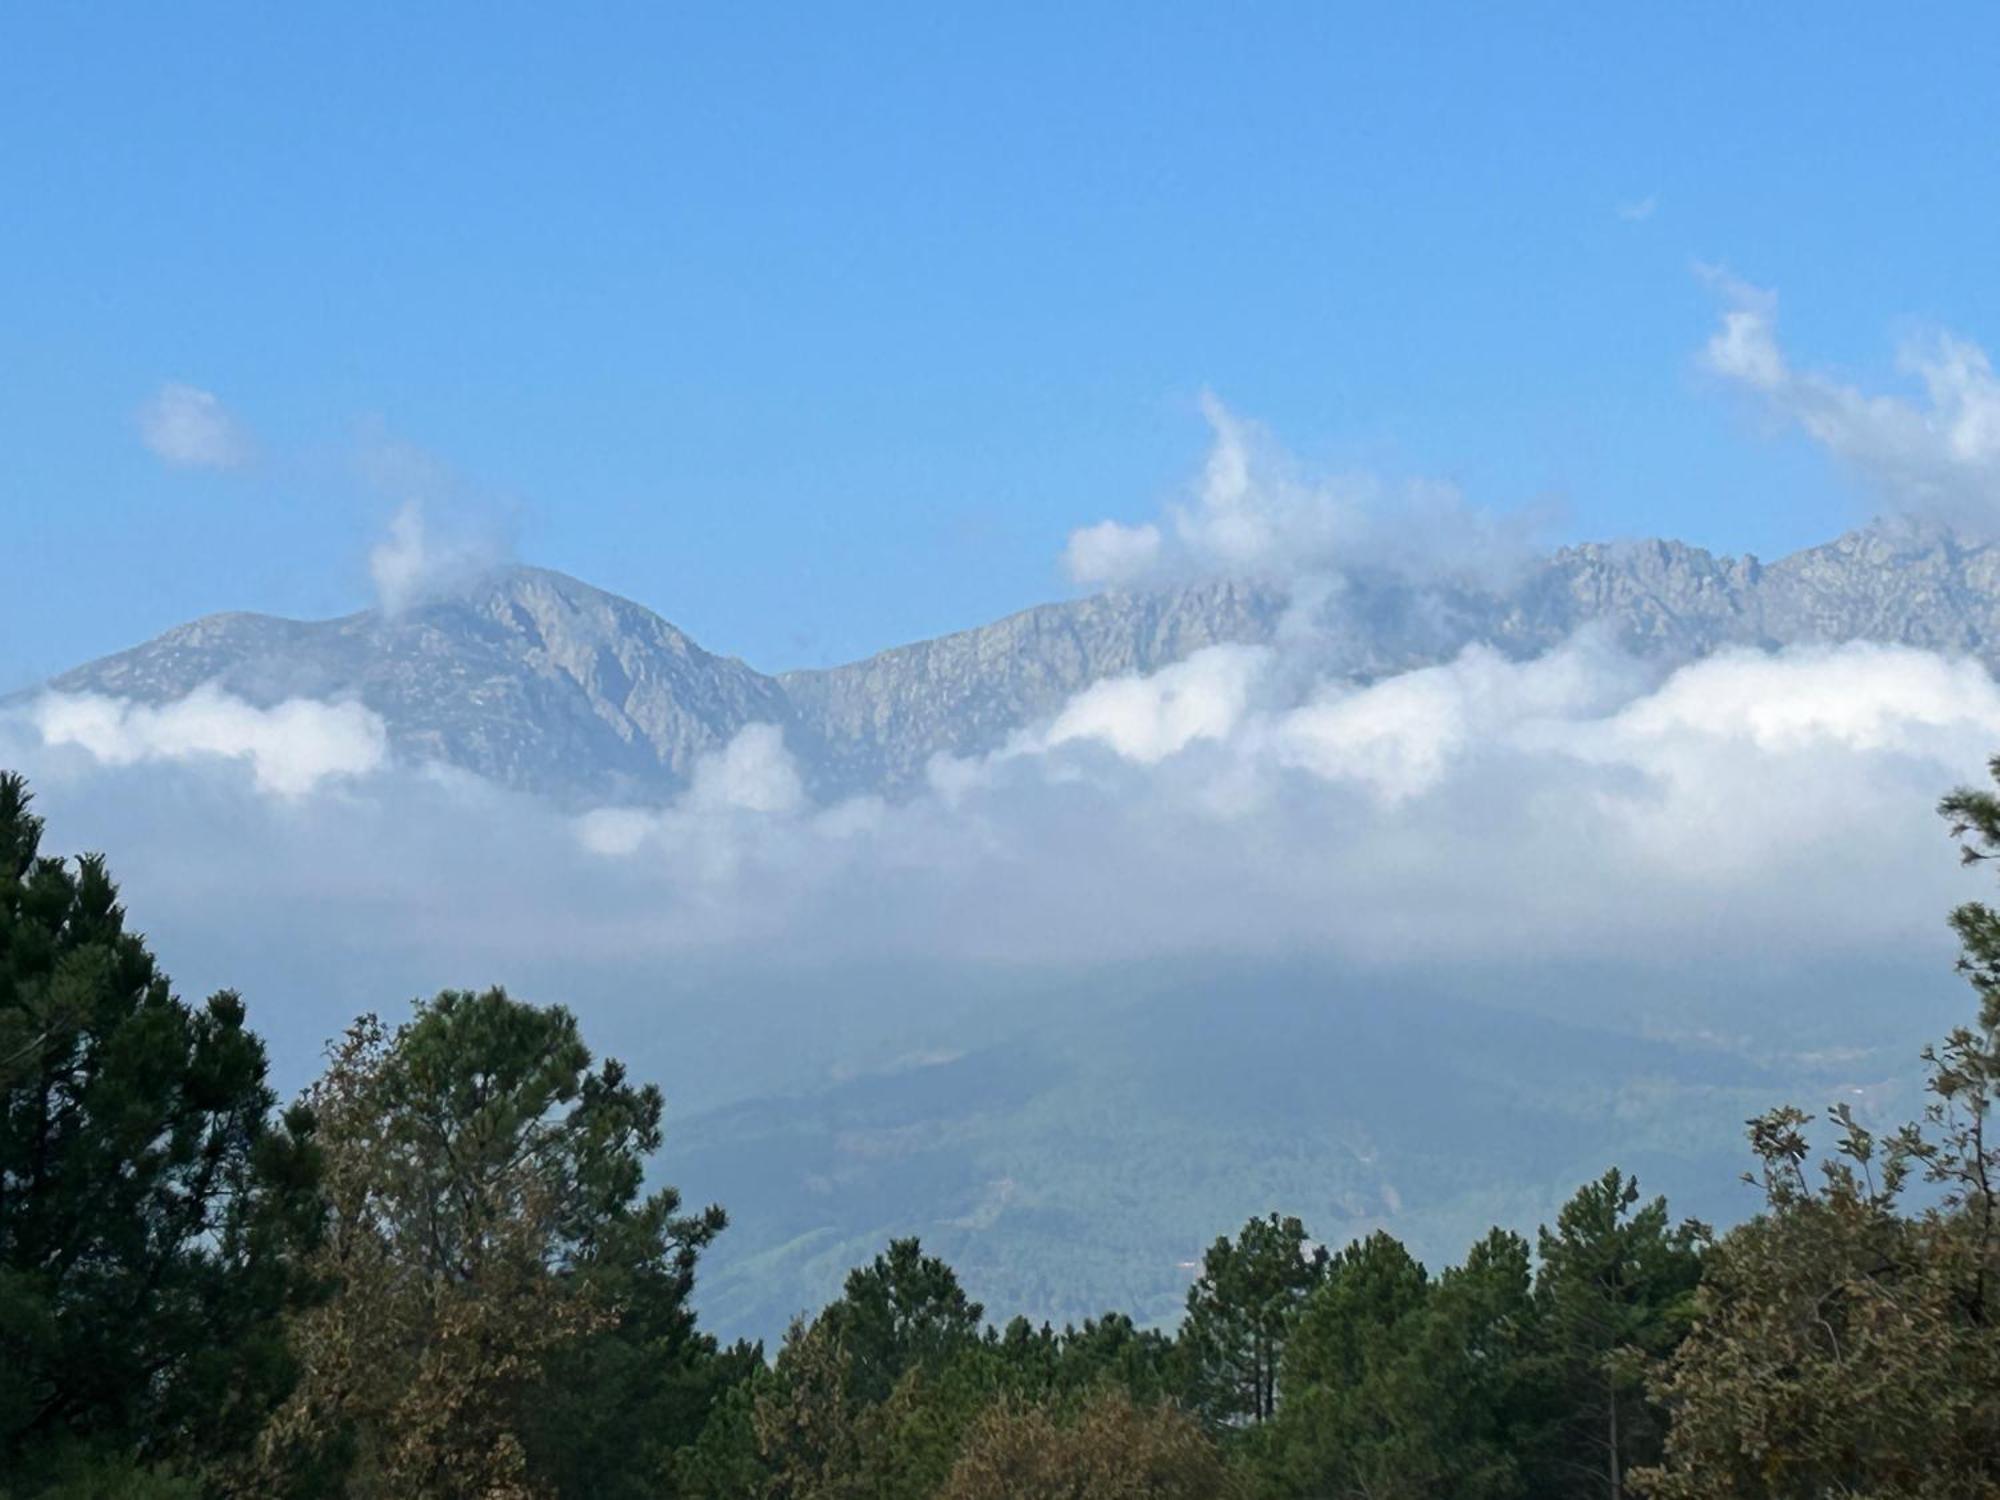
[778,578,1288,790]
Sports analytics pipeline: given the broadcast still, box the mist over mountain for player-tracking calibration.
[36,513,2000,803]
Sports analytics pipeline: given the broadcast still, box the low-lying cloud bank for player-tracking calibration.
[564,636,1994,964]
[8,635,1990,985]
[31,686,387,797]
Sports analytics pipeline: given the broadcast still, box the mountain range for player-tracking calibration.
[33,513,2000,803]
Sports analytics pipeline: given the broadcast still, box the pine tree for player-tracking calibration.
[248,988,725,1499]
[812,1238,984,1409]
[0,772,322,1486]
[1179,1212,1327,1429]
[1531,1171,1704,1500]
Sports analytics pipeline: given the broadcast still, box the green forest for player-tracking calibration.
[4,762,1998,1500]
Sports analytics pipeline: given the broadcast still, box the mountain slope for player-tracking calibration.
[34,516,2000,801]
[43,567,803,801]
[659,962,1804,1343]
[779,577,1288,790]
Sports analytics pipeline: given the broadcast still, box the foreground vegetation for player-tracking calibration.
[4,764,1999,1498]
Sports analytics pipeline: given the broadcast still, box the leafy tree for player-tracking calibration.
[748,1323,1000,1500]
[1635,1103,1999,1499]
[248,988,724,1499]
[0,772,321,1489]
[1633,764,2000,1498]
[937,1388,1241,1500]
[1532,1170,1705,1500]
[1179,1212,1327,1428]
[0,1448,203,1500]
[987,1317,1062,1391]
[845,1309,1189,1500]
[523,1275,755,1497]
[743,1244,1190,1500]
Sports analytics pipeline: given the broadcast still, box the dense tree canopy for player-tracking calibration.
[0,772,321,1491]
[938,1389,1239,1500]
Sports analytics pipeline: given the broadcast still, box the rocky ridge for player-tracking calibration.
[34,517,2000,801]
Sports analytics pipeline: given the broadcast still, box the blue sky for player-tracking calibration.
[5,3,1998,690]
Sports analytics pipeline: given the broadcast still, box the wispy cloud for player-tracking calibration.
[1701,269,2000,523]
[136,382,254,470]
[369,500,506,615]
[1616,194,1658,223]
[357,427,517,612]
[1061,519,1163,588]
[1061,392,1547,591]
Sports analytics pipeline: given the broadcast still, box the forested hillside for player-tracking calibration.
[4,762,1998,1499]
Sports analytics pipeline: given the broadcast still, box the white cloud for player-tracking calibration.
[1602,644,2000,753]
[1701,272,1785,390]
[1702,273,2000,518]
[30,687,387,797]
[368,499,510,614]
[689,723,807,814]
[358,427,517,612]
[574,805,657,857]
[1177,392,1352,572]
[1570,646,2000,879]
[574,724,808,862]
[1062,519,1163,587]
[1271,642,1630,802]
[1059,391,1543,591]
[136,383,253,470]
[538,634,2000,973]
[1616,194,1659,223]
[1036,645,1268,764]
[369,502,437,614]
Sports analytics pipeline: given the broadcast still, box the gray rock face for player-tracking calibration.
[32,517,2000,802]
[40,568,803,803]
[779,577,1289,790]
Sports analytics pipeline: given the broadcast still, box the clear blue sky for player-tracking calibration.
[5,3,1997,690]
